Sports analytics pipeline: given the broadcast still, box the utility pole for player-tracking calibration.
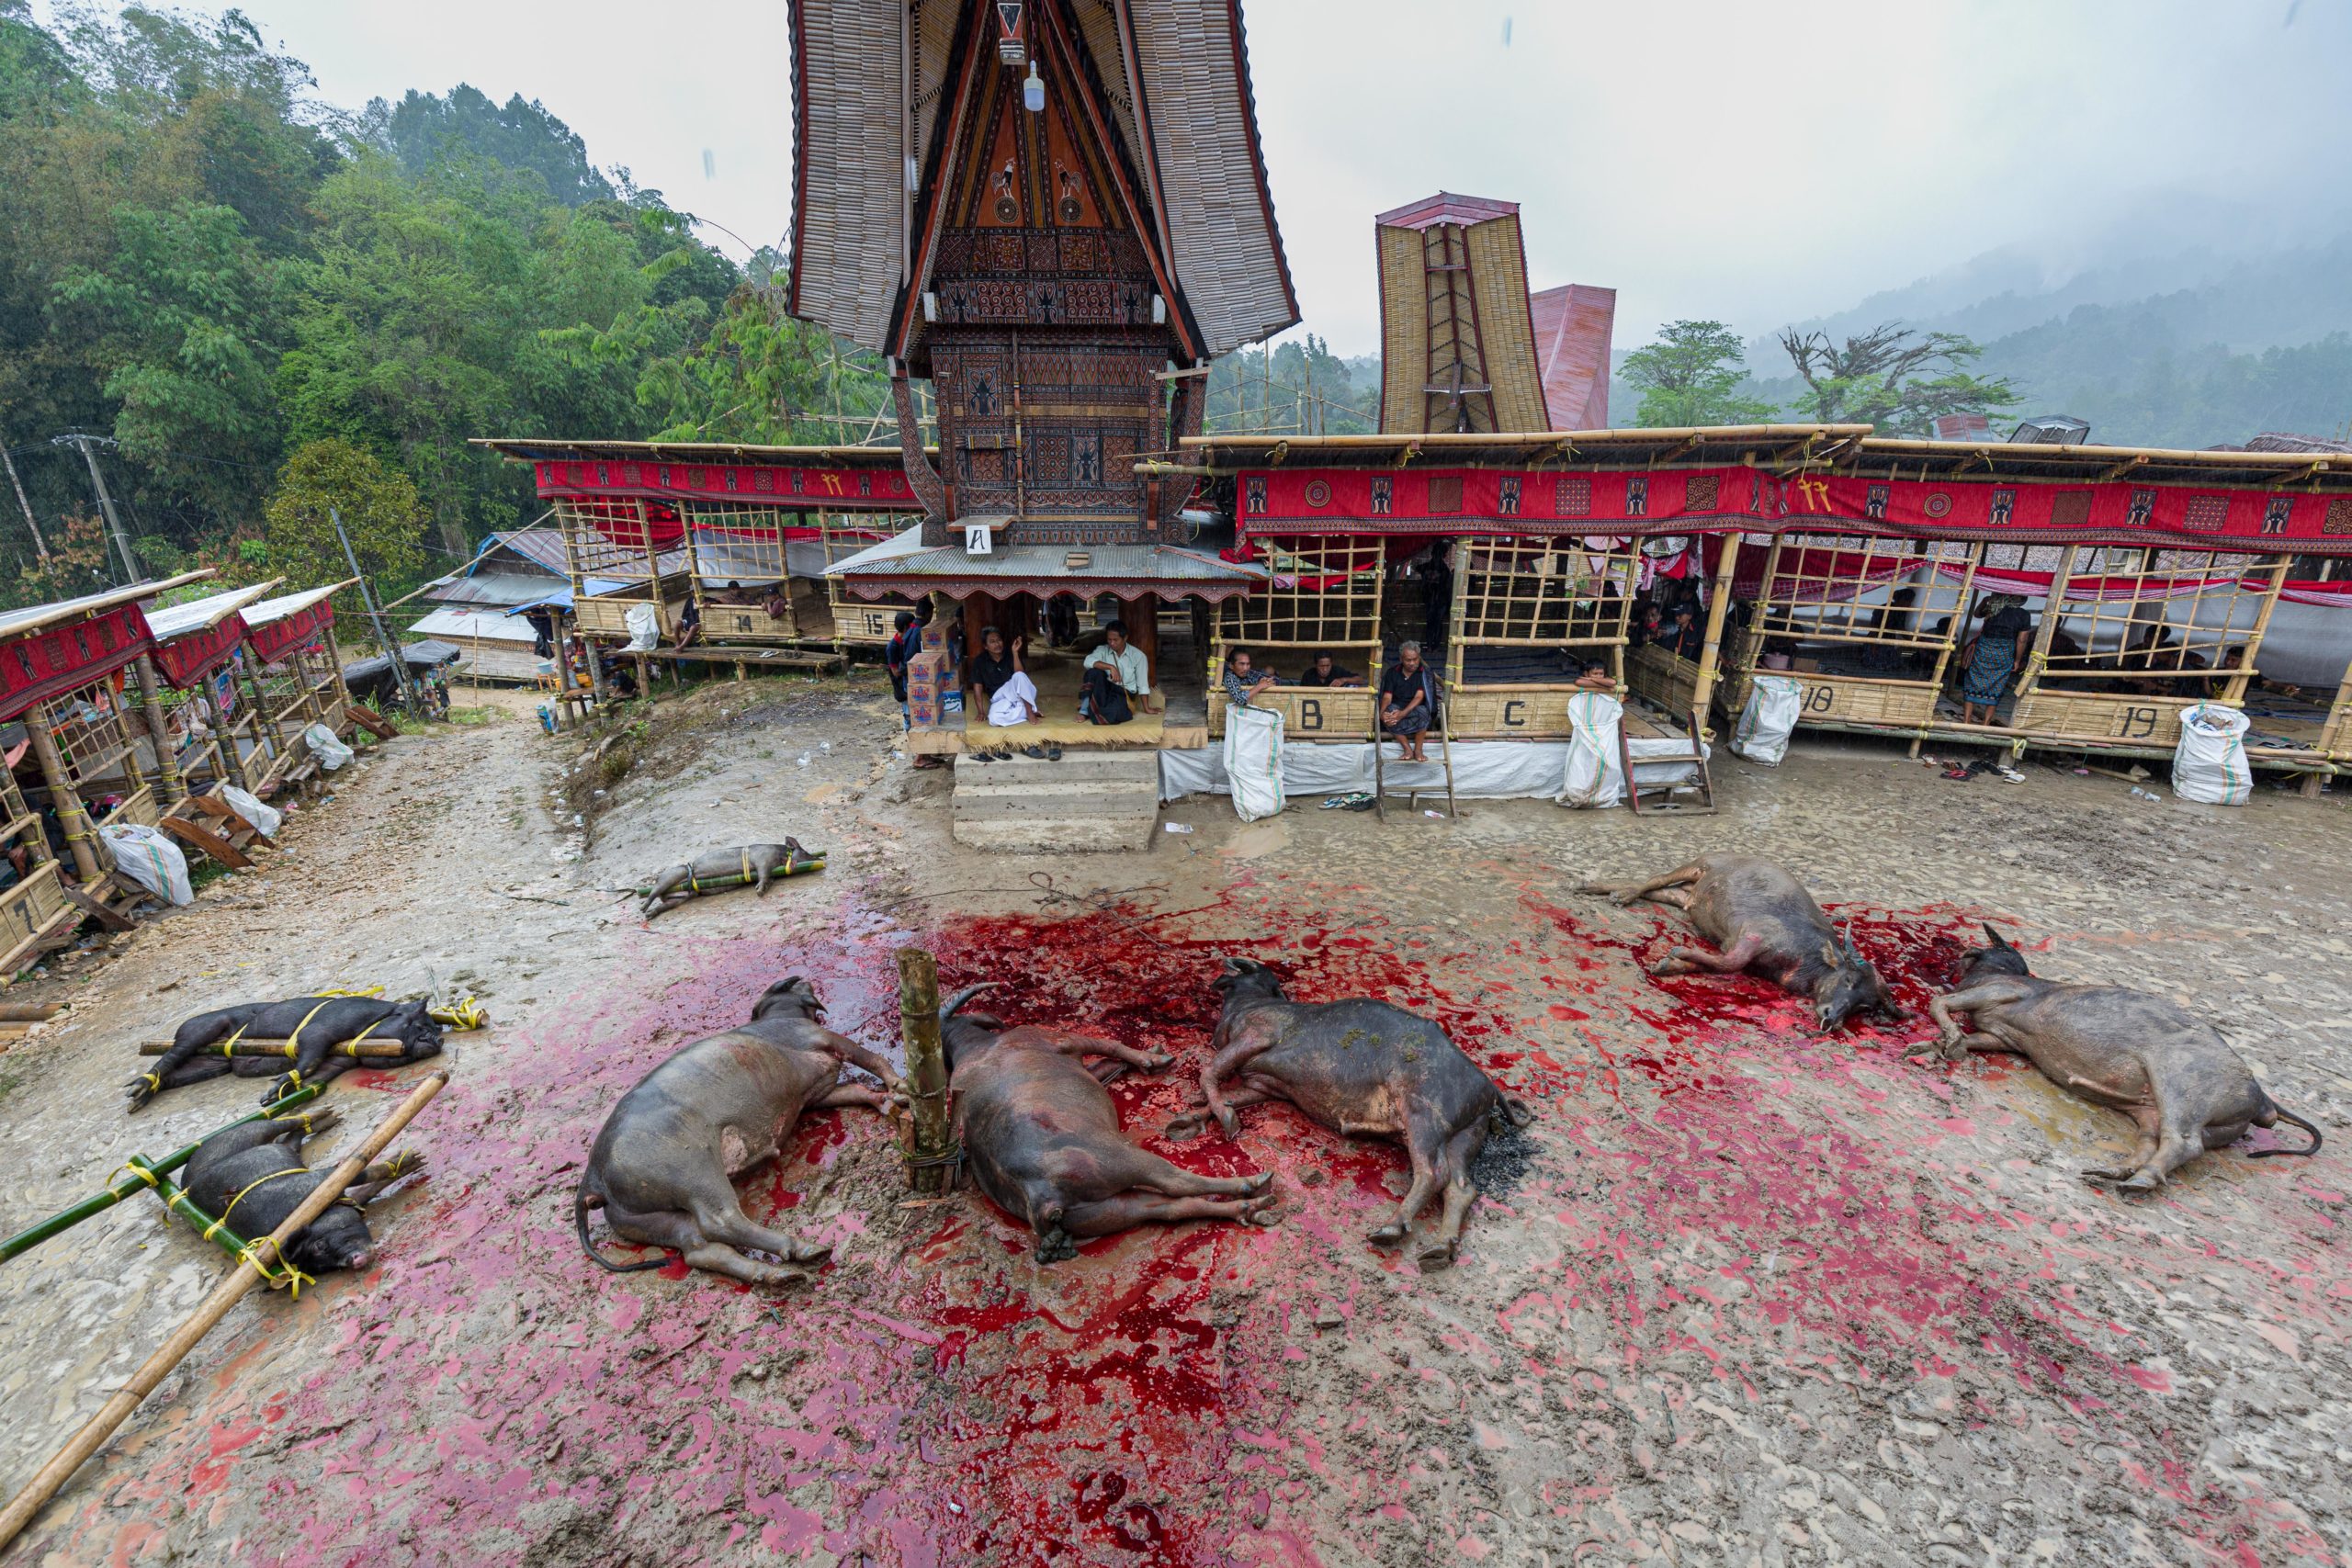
[56,434,140,583]
[331,506,421,715]
[0,442,49,565]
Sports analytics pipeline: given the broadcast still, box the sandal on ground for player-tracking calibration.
[1023,745,1047,759]
[1046,744,1062,761]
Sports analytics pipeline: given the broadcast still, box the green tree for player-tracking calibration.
[1621,320,1778,428]
[262,436,426,592]
[51,200,284,520]
[362,83,616,208]
[1779,322,2020,434]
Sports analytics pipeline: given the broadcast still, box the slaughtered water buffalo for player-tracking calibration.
[642,841,824,919]
[183,1106,424,1277]
[943,986,1276,1264]
[574,977,899,1285]
[1165,957,1530,1267]
[128,996,445,1111]
[1579,854,1901,1032]
[1923,926,2323,1190]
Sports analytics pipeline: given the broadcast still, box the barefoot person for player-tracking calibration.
[1379,640,1437,762]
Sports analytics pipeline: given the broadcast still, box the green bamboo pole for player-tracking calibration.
[123,1156,297,1284]
[0,1083,322,1264]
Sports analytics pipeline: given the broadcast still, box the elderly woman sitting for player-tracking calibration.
[1379,640,1439,762]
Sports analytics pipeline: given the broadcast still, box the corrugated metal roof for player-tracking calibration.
[411,607,537,643]
[424,571,560,608]
[1375,192,1521,231]
[492,529,572,575]
[828,526,1263,585]
[1531,284,1617,431]
[144,580,279,641]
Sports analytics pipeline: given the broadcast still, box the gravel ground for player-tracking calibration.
[0,671,2345,1567]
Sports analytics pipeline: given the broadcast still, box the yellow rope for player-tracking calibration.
[215,1025,249,1059]
[212,1167,306,1236]
[106,1163,160,1201]
[139,1071,161,1091]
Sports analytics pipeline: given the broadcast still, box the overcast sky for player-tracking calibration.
[51,0,2352,355]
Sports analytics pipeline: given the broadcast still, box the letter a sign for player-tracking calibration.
[964,524,994,557]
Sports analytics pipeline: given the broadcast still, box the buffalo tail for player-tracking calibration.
[2250,1106,2324,1160]
[574,1185,670,1272]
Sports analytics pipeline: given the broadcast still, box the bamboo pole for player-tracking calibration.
[1690,535,1741,736]
[129,654,183,807]
[0,1084,323,1265]
[1912,541,1985,756]
[0,1072,446,1553]
[136,1038,411,1058]
[2007,545,2079,753]
[2223,555,2293,706]
[25,701,101,886]
[0,1001,62,1022]
[896,947,953,1197]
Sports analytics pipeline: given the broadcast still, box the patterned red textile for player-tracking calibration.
[0,604,151,722]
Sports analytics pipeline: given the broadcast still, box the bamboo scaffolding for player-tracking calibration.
[897,948,954,1197]
[0,1071,447,1554]
[1690,536,1742,734]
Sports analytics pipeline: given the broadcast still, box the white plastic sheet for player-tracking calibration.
[1160,737,1704,803]
[1732,675,1804,766]
[301,722,355,772]
[623,602,661,651]
[2173,704,2253,806]
[1555,693,1626,809]
[1222,705,1286,822]
[219,784,282,839]
[100,823,193,905]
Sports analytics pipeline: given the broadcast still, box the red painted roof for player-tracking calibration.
[1529,283,1616,430]
[1374,192,1521,231]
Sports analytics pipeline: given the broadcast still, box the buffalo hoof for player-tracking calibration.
[1162,1113,1206,1143]
[1241,1194,1280,1226]
[1415,1239,1458,1269]
[1142,1053,1174,1074]
[1214,1109,1242,1141]
[1238,1170,1274,1196]
[1366,1222,1407,1249]
[781,1239,832,1265]
[2082,1166,2163,1194]
[1034,1226,1079,1265]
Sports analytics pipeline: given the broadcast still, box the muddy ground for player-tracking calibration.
[0,670,2346,1567]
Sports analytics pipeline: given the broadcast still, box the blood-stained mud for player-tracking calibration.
[0,682,2346,1566]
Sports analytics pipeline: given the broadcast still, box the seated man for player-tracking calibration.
[1222,648,1279,709]
[968,627,1032,721]
[1080,619,1158,726]
[1378,640,1438,763]
[1295,653,1363,688]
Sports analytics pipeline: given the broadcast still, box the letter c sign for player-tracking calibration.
[1503,700,1526,728]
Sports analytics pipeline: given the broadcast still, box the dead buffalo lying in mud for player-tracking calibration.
[128,996,444,1111]
[642,841,824,919]
[943,985,1277,1264]
[1923,926,2323,1190]
[184,1105,424,1277]
[1165,957,1531,1268]
[1579,854,1901,1032]
[575,977,899,1285]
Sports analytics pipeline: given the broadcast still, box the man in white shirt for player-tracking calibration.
[1079,619,1158,724]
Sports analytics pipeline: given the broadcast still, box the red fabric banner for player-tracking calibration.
[247,602,331,665]
[1242,465,2352,553]
[0,604,152,723]
[152,615,246,688]
[535,458,923,513]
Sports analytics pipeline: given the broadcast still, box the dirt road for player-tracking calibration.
[1,672,2346,1566]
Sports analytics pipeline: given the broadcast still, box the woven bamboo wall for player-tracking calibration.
[1463,219,1547,433]
[1626,644,1700,716]
[1207,688,1377,740]
[1376,223,1430,434]
[0,864,70,974]
[2010,690,2201,750]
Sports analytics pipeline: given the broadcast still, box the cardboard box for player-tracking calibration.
[905,650,951,728]
[918,615,949,656]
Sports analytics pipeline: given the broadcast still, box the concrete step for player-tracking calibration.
[951,814,1159,853]
[950,749,1160,852]
[954,750,1159,784]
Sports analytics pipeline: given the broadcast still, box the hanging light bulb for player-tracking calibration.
[1023,62,1044,113]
